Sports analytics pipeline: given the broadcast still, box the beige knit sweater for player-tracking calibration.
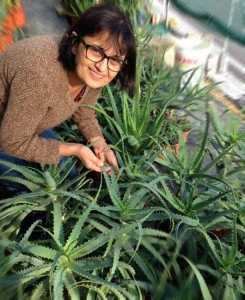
[0,35,103,164]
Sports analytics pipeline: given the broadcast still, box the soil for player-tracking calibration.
[0,183,11,200]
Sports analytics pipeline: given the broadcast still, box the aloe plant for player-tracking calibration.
[89,39,215,176]
[150,213,245,299]
[194,217,245,298]
[0,158,91,238]
[137,102,245,298]
[70,0,98,16]
[152,103,243,218]
[150,224,213,300]
[0,185,143,299]
[208,103,245,187]
[89,77,171,156]
[0,99,244,300]
[57,0,144,18]
[57,0,97,16]
[54,117,84,144]
[81,168,180,292]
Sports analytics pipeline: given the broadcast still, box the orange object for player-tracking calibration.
[0,34,14,52]
[1,13,15,35]
[0,11,15,53]
[11,2,26,28]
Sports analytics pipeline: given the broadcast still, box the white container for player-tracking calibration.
[144,0,168,24]
[175,37,212,87]
[150,35,176,67]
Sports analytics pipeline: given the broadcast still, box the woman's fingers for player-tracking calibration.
[93,145,119,174]
[86,155,104,172]
[106,150,118,167]
[94,148,105,162]
[88,161,104,172]
[77,145,104,172]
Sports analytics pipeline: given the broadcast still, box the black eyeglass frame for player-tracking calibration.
[79,37,126,72]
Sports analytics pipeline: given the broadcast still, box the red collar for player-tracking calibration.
[74,85,87,102]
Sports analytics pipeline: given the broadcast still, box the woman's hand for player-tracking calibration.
[76,144,105,172]
[59,142,104,172]
[89,136,118,173]
[94,146,118,171]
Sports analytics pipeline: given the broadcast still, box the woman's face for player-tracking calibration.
[72,33,126,89]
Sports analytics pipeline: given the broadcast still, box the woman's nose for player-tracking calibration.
[95,58,108,71]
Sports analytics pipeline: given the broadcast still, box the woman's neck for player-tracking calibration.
[67,70,85,92]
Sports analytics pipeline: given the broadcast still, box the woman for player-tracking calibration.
[0,3,136,194]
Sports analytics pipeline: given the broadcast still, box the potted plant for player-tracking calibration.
[10,0,26,29]
[0,0,14,52]
[0,0,25,52]
[55,0,98,25]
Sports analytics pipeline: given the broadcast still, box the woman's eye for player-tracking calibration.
[90,47,102,56]
[110,57,120,65]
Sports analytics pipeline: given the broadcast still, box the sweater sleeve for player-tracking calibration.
[0,69,60,164]
[72,87,103,141]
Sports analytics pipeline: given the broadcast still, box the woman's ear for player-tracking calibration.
[71,44,78,55]
[71,31,78,38]
[71,31,78,55]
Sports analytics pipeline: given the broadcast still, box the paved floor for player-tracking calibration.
[22,0,67,37]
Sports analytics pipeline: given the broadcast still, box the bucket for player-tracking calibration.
[175,37,212,87]
[150,35,176,67]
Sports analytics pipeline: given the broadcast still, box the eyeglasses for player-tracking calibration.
[80,38,126,72]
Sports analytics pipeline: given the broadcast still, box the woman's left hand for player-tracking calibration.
[89,136,118,173]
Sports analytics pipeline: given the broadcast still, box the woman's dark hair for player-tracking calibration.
[58,3,136,96]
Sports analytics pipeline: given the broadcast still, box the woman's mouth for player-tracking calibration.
[89,68,104,80]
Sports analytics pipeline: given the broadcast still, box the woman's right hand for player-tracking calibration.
[59,142,104,172]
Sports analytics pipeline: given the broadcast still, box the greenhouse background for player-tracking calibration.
[144,0,245,107]
[18,0,245,107]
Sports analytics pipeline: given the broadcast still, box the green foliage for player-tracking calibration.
[0,0,12,16]
[1,98,244,300]
[57,0,145,18]
[0,158,91,238]
[57,0,97,16]
[94,84,168,156]
[208,103,245,192]
[154,104,243,220]
[0,3,244,299]
[0,190,141,299]
[54,117,84,144]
